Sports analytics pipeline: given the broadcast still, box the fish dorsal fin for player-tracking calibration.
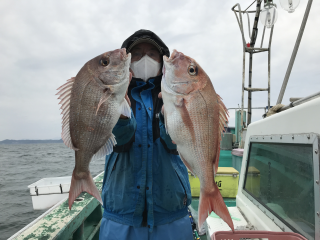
[215,94,229,174]
[92,134,117,161]
[217,94,229,141]
[56,77,78,151]
[119,99,131,118]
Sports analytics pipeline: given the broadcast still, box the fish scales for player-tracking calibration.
[161,49,234,232]
[71,79,113,150]
[57,49,131,209]
[71,81,111,170]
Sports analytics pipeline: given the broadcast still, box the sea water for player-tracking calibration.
[0,143,105,240]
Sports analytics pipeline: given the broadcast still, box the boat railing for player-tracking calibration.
[278,91,320,112]
[232,1,273,127]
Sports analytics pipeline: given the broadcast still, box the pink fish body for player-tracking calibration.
[161,50,234,231]
[56,49,131,209]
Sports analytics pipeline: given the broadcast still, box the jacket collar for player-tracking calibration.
[130,75,162,88]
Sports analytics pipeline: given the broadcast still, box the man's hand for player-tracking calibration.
[120,72,132,119]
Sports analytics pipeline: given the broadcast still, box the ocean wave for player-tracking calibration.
[1,142,105,239]
[19,154,32,157]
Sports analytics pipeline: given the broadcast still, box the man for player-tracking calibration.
[99,30,193,239]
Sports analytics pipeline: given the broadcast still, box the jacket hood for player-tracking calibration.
[121,29,170,58]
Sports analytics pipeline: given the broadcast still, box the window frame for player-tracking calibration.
[241,133,320,240]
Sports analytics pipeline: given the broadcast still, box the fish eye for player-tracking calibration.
[188,65,197,76]
[100,59,109,66]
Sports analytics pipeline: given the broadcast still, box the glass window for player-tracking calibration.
[244,142,315,239]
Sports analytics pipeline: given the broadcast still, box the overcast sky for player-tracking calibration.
[0,0,319,141]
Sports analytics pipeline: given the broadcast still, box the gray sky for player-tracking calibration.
[0,0,319,140]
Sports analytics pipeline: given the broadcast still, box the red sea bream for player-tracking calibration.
[161,50,234,231]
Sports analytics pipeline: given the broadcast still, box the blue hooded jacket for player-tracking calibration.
[101,75,192,231]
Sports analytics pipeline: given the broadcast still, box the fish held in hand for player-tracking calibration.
[161,50,234,231]
[56,48,132,209]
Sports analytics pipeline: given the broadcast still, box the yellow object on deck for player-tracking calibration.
[188,167,239,198]
[245,166,260,196]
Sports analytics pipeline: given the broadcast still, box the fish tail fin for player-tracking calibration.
[68,170,103,210]
[198,182,234,231]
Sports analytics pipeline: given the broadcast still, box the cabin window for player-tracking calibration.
[244,142,315,239]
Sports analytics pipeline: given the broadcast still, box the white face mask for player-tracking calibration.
[130,55,161,82]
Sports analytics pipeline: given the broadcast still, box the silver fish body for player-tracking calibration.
[57,48,131,209]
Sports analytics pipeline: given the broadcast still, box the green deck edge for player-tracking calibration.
[14,173,104,240]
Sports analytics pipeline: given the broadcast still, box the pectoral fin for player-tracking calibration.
[163,108,169,134]
[175,98,195,143]
[96,89,112,115]
[119,99,131,118]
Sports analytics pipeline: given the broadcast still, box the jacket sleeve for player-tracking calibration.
[112,111,136,146]
[158,112,177,151]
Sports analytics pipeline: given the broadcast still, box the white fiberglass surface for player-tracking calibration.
[237,98,320,237]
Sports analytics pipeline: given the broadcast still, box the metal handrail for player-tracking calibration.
[232,4,246,50]
[260,26,266,48]
[276,0,314,104]
[232,9,257,13]
[278,91,320,112]
[246,12,251,41]
[232,1,272,128]
[244,0,257,12]
[227,106,267,114]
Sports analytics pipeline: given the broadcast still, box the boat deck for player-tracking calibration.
[11,170,236,240]
[10,173,104,240]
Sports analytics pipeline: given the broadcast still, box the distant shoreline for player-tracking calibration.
[0,139,63,144]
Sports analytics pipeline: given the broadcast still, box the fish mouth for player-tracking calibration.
[120,48,131,61]
[162,49,187,87]
[172,81,188,84]
[164,49,184,63]
[163,49,184,70]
